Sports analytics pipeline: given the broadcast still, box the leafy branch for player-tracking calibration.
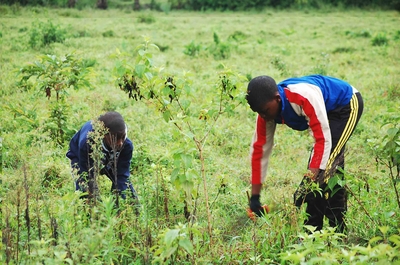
[113,38,246,243]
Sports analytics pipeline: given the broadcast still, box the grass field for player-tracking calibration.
[0,5,400,264]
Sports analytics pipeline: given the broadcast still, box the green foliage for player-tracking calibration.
[345,29,372,38]
[207,32,232,60]
[18,53,93,101]
[18,53,93,144]
[368,108,400,210]
[137,12,155,24]
[114,37,246,236]
[371,32,389,46]
[152,223,200,263]
[0,137,2,174]
[281,227,400,264]
[394,30,400,41]
[310,52,330,75]
[28,20,66,48]
[271,56,291,77]
[102,29,115,37]
[1,0,400,10]
[183,41,202,57]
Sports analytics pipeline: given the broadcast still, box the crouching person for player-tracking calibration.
[66,111,138,203]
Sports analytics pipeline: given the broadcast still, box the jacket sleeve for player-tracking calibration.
[285,84,331,170]
[116,139,133,184]
[78,140,91,176]
[250,115,276,184]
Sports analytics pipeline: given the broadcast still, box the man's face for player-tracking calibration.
[104,133,126,151]
[255,94,281,121]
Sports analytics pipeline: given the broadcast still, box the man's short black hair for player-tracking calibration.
[246,76,278,112]
[98,111,126,138]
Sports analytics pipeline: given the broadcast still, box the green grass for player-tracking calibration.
[0,6,400,264]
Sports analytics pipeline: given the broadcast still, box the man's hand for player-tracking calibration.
[247,194,270,220]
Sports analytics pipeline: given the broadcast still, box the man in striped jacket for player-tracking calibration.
[246,75,363,233]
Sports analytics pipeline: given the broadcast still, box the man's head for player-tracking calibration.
[98,111,127,150]
[246,75,281,121]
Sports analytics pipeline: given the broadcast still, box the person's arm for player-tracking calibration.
[285,84,331,179]
[250,116,276,193]
[249,116,276,216]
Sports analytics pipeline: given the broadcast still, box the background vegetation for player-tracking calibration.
[0,0,399,11]
[0,4,399,264]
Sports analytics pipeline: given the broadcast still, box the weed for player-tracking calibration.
[102,29,114,37]
[137,13,155,24]
[183,40,201,57]
[345,29,371,38]
[208,32,232,60]
[310,52,330,75]
[372,32,389,46]
[271,56,290,77]
[228,30,248,42]
[394,30,400,40]
[332,46,356,53]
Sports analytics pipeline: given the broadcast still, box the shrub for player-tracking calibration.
[183,41,201,57]
[371,32,389,46]
[102,29,114,37]
[137,13,155,24]
[29,20,66,48]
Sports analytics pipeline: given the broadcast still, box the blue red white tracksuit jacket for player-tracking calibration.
[66,121,136,198]
[250,75,358,185]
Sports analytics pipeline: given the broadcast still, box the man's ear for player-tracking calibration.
[275,93,281,102]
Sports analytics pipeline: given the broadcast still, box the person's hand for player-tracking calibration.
[306,168,326,185]
[247,194,270,220]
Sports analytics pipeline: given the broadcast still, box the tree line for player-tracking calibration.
[0,0,399,10]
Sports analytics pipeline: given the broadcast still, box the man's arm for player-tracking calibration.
[250,116,276,190]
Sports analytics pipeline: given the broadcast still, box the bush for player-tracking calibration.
[29,20,66,48]
[372,32,389,46]
[183,41,202,57]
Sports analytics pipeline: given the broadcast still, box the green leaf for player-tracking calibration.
[164,229,180,246]
[163,110,171,122]
[180,153,192,168]
[388,235,400,247]
[369,236,383,245]
[135,64,146,77]
[179,238,194,255]
[379,226,390,235]
[163,245,178,259]
[144,71,153,81]
[327,175,339,191]
[387,127,399,138]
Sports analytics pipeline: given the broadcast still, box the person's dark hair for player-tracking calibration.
[246,76,278,112]
[98,111,126,139]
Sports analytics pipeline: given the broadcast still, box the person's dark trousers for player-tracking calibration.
[304,92,363,233]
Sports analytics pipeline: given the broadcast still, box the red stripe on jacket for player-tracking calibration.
[285,89,326,169]
[251,115,267,184]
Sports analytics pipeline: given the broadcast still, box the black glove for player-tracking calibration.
[249,194,265,217]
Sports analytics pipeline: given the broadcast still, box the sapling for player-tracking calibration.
[18,53,93,145]
[114,39,246,241]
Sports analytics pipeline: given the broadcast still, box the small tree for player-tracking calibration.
[18,53,93,145]
[113,38,246,241]
[368,107,400,210]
